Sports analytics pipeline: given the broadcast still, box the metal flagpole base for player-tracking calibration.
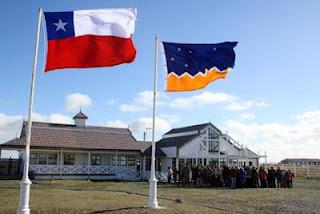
[148,177,158,208]
[17,178,32,214]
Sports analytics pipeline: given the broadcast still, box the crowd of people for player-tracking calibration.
[167,164,294,189]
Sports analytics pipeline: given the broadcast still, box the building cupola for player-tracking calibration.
[73,111,88,128]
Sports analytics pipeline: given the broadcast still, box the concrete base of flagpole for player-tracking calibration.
[148,177,159,208]
[17,178,32,214]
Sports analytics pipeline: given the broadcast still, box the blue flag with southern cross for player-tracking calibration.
[162,41,237,91]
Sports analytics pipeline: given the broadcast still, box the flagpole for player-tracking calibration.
[148,35,159,208]
[18,8,42,214]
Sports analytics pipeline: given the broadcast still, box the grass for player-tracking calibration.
[0,178,319,214]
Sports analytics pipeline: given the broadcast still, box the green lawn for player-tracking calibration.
[0,178,319,214]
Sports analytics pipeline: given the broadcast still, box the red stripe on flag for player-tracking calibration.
[45,35,136,72]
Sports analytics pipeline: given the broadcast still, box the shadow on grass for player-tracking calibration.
[86,206,146,213]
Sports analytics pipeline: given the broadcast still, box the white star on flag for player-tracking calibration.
[53,19,68,32]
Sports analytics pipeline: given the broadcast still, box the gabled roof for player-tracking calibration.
[246,148,259,158]
[1,121,147,152]
[156,134,199,148]
[73,111,88,119]
[164,123,210,135]
[138,141,167,157]
[164,122,222,136]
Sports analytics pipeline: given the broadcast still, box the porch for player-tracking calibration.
[22,149,144,181]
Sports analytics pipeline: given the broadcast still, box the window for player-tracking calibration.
[197,158,202,166]
[64,154,75,165]
[38,153,47,165]
[112,155,117,166]
[30,153,37,164]
[128,156,135,166]
[208,140,219,152]
[208,129,219,139]
[201,129,207,137]
[203,158,207,166]
[91,155,101,165]
[136,158,141,171]
[120,156,127,166]
[48,154,57,165]
[146,157,151,171]
[200,140,207,151]
[172,158,176,169]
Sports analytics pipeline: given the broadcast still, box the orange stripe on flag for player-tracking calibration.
[166,68,229,92]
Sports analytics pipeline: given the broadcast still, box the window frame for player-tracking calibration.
[208,140,219,152]
[64,154,75,165]
[48,153,58,165]
[38,153,48,165]
[120,155,127,166]
[91,154,101,165]
[30,153,38,165]
[127,156,135,166]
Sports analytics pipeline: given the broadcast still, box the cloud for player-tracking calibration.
[226,100,269,111]
[0,112,73,145]
[120,90,167,112]
[170,91,234,109]
[105,120,128,128]
[169,91,268,111]
[240,112,255,120]
[65,93,92,112]
[32,113,73,124]
[105,99,117,105]
[129,116,174,134]
[120,104,146,112]
[224,109,320,163]
[0,113,23,144]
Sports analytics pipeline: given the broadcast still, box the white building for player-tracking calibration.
[156,123,259,173]
[0,112,259,181]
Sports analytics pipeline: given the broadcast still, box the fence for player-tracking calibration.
[0,158,22,179]
[260,163,320,178]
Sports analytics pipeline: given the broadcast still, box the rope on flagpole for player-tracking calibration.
[17,8,42,214]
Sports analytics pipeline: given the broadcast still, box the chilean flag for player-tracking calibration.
[43,8,137,72]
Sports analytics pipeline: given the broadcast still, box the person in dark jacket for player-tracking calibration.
[275,167,282,188]
[268,167,276,188]
[251,167,259,188]
[239,168,247,188]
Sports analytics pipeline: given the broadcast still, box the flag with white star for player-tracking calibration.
[162,42,237,91]
[43,8,137,72]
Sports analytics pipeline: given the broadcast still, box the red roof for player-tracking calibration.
[1,121,148,152]
[73,111,88,119]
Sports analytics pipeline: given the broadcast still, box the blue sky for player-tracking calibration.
[1,0,320,162]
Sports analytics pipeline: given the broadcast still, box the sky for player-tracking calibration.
[1,0,320,162]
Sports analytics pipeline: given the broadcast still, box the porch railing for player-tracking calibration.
[29,165,140,180]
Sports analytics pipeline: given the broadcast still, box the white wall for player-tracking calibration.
[160,147,176,158]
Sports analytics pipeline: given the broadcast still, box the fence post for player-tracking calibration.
[306,164,310,178]
[293,163,297,177]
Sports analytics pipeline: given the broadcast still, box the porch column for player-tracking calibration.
[115,150,118,177]
[59,148,63,176]
[175,147,179,170]
[87,152,91,176]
